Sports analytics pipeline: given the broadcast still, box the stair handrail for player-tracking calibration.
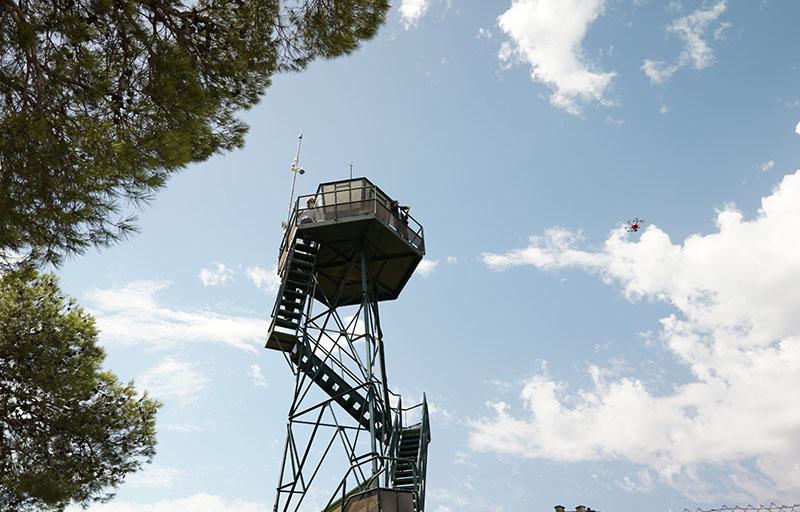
[416,394,431,512]
[271,233,318,326]
[387,395,402,486]
[394,400,424,429]
[276,223,299,281]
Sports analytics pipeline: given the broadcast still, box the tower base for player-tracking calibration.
[343,489,414,512]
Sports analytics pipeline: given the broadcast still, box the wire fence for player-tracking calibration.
[686,504,800,512]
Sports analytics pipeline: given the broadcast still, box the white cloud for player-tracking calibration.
[475,171,800,501]
[761,160,775,172]
[714,21,732,40]
[482,228,605,272]
[249,363,267,388]
[161,422,204,433]
[641,59,679,85]
[476,27,493,39]
[416,258,439,277]
[71,493,269,512]
[795,121,800,135]
[497,0,616,115]
[670,1,726,68]
[428,487,503,512]
[198,263,234,287]
[400,0,429,29]
[667,1,683,13]
[246,265,281,294]
[124,465,184,490]
[643,1,727,85]
[446,256,458,264]
[616,468,657,494]
[138,357,208,407]
[659,104,670,114]
[84,280,267,353]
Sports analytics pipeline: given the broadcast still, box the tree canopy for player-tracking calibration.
[0,270,160,511]
[0,271,158,510]
[0,0,389,271]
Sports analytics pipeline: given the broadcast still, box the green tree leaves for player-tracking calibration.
[0,271,160,511]
[0,0,389,271]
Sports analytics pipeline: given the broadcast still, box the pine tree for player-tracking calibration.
[0,270,160,511]
[0,0,389,270]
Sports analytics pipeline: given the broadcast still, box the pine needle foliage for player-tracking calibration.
[0,0,389,270]
[0,270,160,511]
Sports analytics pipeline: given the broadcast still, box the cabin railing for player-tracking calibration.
[277,182,425,270]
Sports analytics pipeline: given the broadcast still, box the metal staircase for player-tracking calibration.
[266,236,318,351]
[390,400,431,511]
[291,345,386,439]
[393,426,421,491]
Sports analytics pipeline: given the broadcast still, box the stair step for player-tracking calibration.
[282,288,306,299]
[294,243,317,255]
[285,280,309,291]
[278,300,305,311]
[291,250,316,263]
[277,308,302,320]
[274,318,299,330]
[285,272,310,283]
[290,258,314,270]
[279,298,303,308]
[288,272,311,283]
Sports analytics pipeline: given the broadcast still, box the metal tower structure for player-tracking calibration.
[266,178,431,512]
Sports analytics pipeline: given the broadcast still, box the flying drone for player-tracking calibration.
[627,217,645,233]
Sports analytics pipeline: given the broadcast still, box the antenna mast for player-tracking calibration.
[284,133,304,229]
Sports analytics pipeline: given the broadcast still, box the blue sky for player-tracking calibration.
[59,1,800,511]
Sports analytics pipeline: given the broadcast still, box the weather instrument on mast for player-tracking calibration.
[266,175,432,512]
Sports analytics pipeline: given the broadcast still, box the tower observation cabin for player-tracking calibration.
[267,177,425,351]
[265,177,431,512]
